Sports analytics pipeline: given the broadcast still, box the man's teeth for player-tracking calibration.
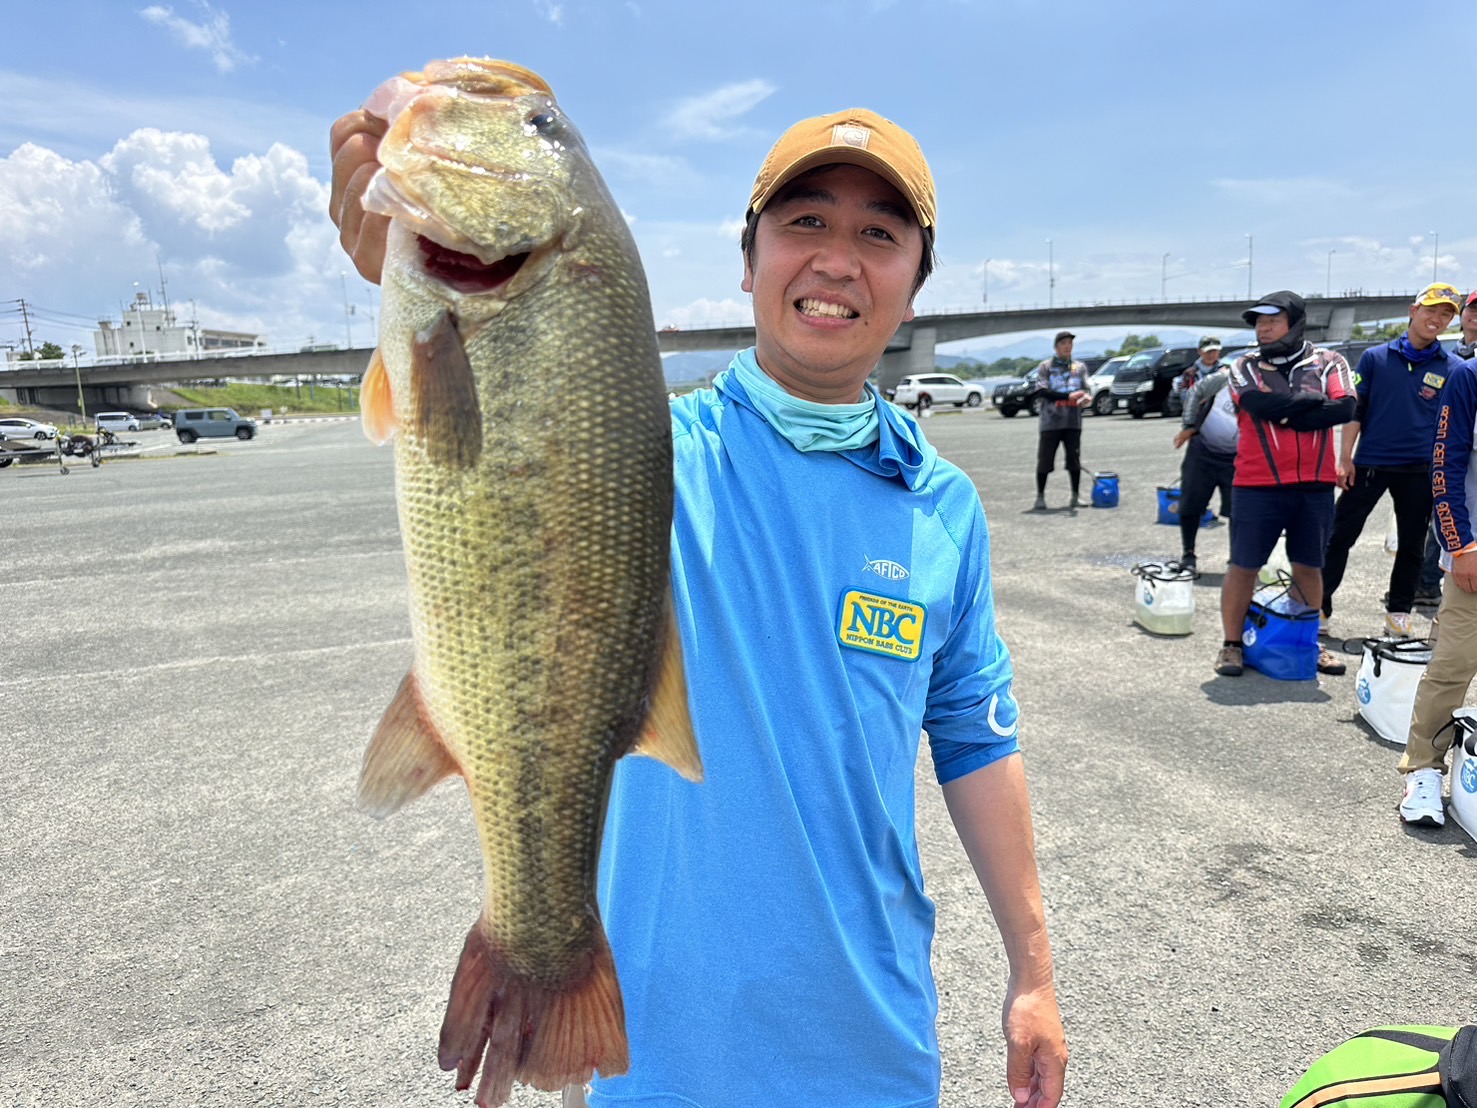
[797,299,858,319]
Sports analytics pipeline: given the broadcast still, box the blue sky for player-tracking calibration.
[2,0,1474,361]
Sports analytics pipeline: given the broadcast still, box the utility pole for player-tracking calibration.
[1046,239,1055,309]
[1161,252,1170,299]
[1245,233,1254,299]
[1430,230,1440,281]
[70,345,87,422]
[982,258,990,305]
[1326,249,1336,298]
[18,298,35,356]
[340,271,354,349]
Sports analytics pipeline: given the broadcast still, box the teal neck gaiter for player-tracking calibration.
[730,348,880,453]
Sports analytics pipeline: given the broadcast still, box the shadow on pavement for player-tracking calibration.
[1200,674,1333,706]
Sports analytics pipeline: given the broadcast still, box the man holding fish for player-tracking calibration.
[331,61,1065,1108]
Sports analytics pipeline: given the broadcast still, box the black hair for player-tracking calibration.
[738,167,937,294]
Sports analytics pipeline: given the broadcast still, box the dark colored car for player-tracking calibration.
[990,377,1039,418]
[1109,346,1200,418]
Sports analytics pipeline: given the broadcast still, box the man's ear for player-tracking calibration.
[902,298,916,324]
[741,252,754,294]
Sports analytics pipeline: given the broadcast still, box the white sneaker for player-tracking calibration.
[1399,768,1445,827]
[1385,612,1414,638]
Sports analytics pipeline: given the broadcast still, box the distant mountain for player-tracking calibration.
[662,351,737,385]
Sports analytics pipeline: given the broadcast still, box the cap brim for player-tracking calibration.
[750,147,932,228]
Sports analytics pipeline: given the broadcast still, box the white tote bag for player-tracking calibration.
[1354,638,1433,745]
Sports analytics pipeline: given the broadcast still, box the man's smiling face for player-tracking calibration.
[742,163,924,403]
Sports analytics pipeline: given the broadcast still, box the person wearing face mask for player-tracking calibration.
[1213,291,1357,678]
[1319,283,1467,638]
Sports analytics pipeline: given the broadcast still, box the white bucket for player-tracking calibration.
[1450,709,1477,843]
[1132,560,1195,636]
[1354,637,1434,746]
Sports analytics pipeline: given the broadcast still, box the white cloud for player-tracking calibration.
[594,149,701,190]
[532,0,564,24]
[662,79,777,142]
[139,2,256,74]
[658,297,753,329]
[0,132,356,354]
[1210,176,1358,205]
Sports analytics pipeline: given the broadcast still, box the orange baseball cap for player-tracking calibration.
[747,109,936,229]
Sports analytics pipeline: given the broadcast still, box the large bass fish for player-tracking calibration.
[353,57,701,1107]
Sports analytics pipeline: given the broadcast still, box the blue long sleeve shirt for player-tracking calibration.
[1433,359,1477,570]
[1350,340,1466,466]
[588,357,1022,1108]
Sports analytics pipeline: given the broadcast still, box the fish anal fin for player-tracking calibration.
[356,670,460,818]
[630,594,703,782]
[361,348,398,445]
[412,310,483,469]
[438,919,629,1103]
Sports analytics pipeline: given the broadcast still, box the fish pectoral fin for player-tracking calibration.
[413,309,483,469]
[630,595,703,782]
[356,669,461,818]
[361,347,398,444]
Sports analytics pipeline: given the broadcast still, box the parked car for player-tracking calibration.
[0,417,58,440]
[174,407,257,443]
[1085,356,1130,417]
[1108,346,1200,418]
[95,411,141,433]
[889,373,986,410]
[989,377,1038,418]
[135,412,173,431]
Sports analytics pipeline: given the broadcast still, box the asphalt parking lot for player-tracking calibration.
[2,409,1472,1108]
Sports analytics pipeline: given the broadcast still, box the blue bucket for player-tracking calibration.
[1091,472,1119,508]
[1243,589,1320,680]
[1156,485,1216,527]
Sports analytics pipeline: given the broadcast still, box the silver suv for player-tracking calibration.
[889,373,986,411]
[175,408,257,443]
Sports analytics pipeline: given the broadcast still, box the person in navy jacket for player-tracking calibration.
[1321,283,1467,638]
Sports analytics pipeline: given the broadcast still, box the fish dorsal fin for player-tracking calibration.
[361,347,398,444]
[413,309,483,469]
[630,594,703,782]
[357,669,462,817]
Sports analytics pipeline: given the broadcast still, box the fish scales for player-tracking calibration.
[354,57,700,1107]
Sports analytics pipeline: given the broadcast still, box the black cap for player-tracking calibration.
[1053,330,1076,344]
[1241,290,1306,328]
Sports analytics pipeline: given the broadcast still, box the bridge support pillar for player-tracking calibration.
[1325,305,1356,342]
[876,326,937,397]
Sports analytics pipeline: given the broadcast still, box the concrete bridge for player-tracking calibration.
[658,292,1418,391]
[0,292,1417,411]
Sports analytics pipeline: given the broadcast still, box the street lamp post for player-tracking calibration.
[982,258,990,305]
[1326,249,1336,298]
[1046,239,1055,309]
[1245,233,1254,299]
[132,281,149,361]
[70,344,87,423]
[1161,252,1171,299]
[1430,230,1440,282]
[340,271,354,349]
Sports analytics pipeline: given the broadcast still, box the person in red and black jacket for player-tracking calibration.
[1213,290,1356,678]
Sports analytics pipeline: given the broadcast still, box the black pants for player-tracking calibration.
[1178,438,1235,557]
[1036,428,1082,494]
[1321,464,1433,616]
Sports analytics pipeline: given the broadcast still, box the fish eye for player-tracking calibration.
[527,111,560,136]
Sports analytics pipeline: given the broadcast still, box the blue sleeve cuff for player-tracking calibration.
[927,732,1020,785]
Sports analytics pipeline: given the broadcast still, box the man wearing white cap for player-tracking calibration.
[330,102,1066,1108]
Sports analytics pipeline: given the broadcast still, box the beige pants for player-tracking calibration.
[1399,578,1477,773]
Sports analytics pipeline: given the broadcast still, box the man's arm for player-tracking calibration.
[1434,363,1477,592]
[942,755,1067,1108]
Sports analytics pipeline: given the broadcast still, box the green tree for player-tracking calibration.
[1102,333,1161,359]
[18,341,65,360]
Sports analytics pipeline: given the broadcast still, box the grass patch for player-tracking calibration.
[169,383,359,416]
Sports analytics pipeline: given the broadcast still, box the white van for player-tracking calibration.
[95,412,140,433]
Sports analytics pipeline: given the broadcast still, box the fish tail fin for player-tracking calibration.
[629,590,703,782]
[356,669,460,818]
[438,921,629,1107]
[362,347,398,444]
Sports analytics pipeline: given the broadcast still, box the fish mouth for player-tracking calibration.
[416,235,528,296]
